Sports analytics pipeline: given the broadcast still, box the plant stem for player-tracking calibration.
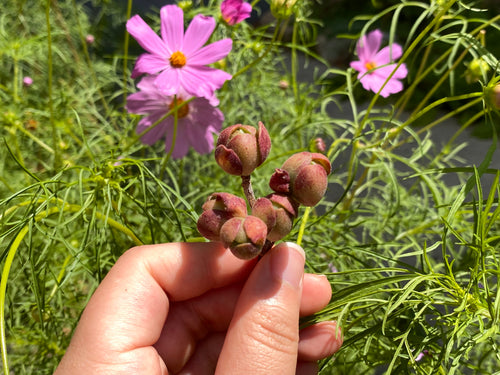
[45,0,60,170]
[241,175,256,207]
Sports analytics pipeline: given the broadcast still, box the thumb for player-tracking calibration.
[216,242,305,374]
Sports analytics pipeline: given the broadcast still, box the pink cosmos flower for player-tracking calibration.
[350,29,408,98]
[126,75,224,159]
[221,0,252,26]
[126,5,232,105]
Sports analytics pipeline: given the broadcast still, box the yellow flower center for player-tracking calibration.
[169,98,189,118]
[169,51,187,68]
[365,61,376,72]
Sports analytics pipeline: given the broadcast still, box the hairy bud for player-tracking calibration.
[197,193,247,241]
[220,215,268,259]
[215,121,271,176]
[269,168,290,193]
[252,194,299,242]
[281,152,331,207]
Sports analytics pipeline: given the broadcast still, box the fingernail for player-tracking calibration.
[271,242,305,288]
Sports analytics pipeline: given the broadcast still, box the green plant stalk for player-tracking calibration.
[123,0,134,112]
[0,203,143,374]
[296,206,311,246]
[395,14,443,118]
[13,57,19,103]
[160,95,180,180]
[45,0,60,170]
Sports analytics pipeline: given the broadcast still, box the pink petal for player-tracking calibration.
[180,65,232,100]
[374,43,403,64]
[126,15,169,56]
[160,5,184,53]
[188,38,233,65]
[154,68,180,96]
[126,91,167,114]
[131,53,168,78]
[183,14,216,56]
[358,29,382,62]
[350,61,367,74]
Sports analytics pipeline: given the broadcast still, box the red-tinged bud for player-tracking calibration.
[281,152,331,207]
[220,215,268,259]
[265,193,299,242]
[197,193,247,241]
[269,168,290,193]
[251,197,277,233]
[312,137,327,154]
[215,121,271,176]
[486,84,500,109]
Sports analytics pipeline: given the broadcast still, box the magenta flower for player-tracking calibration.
[350,29,408,97]
[126,75,224,159]
[221,0,252,26]
[126,5,232,105]
[23,76,33,87]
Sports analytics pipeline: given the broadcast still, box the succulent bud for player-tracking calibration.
[197,193,247,241]
[220,215,268,259]
[281,152,331,207]
[253,194,299,242]
[465,58,489,84]
[215,121,271,176]
[269,168,290,193]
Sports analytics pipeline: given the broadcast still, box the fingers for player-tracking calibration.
[154,273,332,372]
[300,273,331,316]
[56,242,255,374]
[298,321,343,361]
[216,242,306,374]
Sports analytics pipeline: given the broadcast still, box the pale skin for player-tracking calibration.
[55,241,342,374]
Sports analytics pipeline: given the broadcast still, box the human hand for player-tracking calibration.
[54,242,342,374]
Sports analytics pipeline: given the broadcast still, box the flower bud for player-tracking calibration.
[215,121,271,176]
[465,58,489,84]
[311,137,327,154]
[270,0,297,19]
[486,84,500,110]
[253,194,299,242]
[269,168,290,193]
[197,193,247,241]
[281,152,331,207]
[220,215,268,259]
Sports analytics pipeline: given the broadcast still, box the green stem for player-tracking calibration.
[45,0,60,170]
[296,206,311,247]
[13,57,19,103]
[123,0,134,113]
[160,95,179,180]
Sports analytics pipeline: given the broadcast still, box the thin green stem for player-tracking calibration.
[296,206,311,247]
[160,95,179,180]
[13,57,19,103]
[123,0,133,112]
[45,0,59,170]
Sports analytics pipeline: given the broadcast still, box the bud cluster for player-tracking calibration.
[197,122,331,259]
